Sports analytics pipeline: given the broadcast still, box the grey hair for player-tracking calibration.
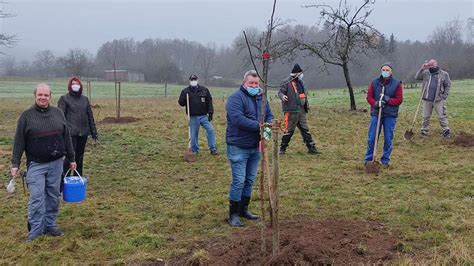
[34,83,51,95]
[242,70,258,83]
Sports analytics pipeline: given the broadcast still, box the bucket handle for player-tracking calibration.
[64,168,86,185]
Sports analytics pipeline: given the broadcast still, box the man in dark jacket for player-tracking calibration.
[278,64,319,155]
[58,77,98,176]
[178,75,217,155]
[11,83,76,241]
[226,70,273,227]
[364,62,404,166]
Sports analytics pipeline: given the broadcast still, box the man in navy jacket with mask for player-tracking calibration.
[225,70,273,227]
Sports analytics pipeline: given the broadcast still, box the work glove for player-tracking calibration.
[375,100,386,109]
[208,113,213,122]
[383,95,390,103]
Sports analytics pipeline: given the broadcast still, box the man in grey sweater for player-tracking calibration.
[415,59,452,138]
[11,83,76,241]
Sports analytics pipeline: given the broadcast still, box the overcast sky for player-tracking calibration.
[1,0,473,60]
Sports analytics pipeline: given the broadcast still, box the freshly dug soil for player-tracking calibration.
[100,116,140,124]
[171,219,399,265]
[452,132,474,147]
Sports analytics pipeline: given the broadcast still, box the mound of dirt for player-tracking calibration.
[100,116,140,124]
[452,132,474,147]
[171,219,399,265]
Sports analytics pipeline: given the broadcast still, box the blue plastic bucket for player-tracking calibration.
[63,169,87,203]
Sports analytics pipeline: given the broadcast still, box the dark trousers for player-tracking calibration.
[63,136,88,176]
[281,110,315,148]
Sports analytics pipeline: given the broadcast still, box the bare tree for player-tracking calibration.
[241,0,298,259]
[32,50,55,78]
[0,3,16,51]
[429,18,464,46]
[194,42,216,83]
[295,0,380,110]
[60,48,93,77]
[0,55,15,75]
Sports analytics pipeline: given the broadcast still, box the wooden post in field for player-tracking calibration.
[87,81,92,104]
[270,119,280,256]
[115,81,121,119]
[164,81,168,98]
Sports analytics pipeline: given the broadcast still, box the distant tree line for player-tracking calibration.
[1,18,473,89]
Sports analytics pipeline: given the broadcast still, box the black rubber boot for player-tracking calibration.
[279,145,287,155]
[240,196,259,220]
[307,144,321,154]
[228,200,243,227]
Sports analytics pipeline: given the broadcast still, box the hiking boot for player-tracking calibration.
[43,227,64,237]
[307,145,321,155]
[442,129,451,139]
[210,150,218,155]
[279,146,287,155]
[228,200,243,227]
[421,130,428,137]
[239,196,259,220]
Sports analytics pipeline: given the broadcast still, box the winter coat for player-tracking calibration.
[415,68,451,102]
[226,86,273,149]
[58,92,97,138]
[178,85,214,116]
[278,77,309,113]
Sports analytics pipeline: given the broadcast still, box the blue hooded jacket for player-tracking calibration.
[226,86,273,149]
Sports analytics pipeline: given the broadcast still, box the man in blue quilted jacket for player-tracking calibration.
[225,70,273,227]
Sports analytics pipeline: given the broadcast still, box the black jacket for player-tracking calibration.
[178,85,214,116]
[58,92,97,138]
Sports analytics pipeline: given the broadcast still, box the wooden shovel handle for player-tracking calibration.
[372,86,385,161]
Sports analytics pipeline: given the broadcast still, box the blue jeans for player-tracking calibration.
[227,145,261,201]
[189,115,217,153]
[26,158,63,240]
[364,116,397,165]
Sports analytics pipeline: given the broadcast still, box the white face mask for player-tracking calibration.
[190,80,198,87]
[71,84,81,92]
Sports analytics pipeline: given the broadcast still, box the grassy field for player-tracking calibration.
[0,78,472,264]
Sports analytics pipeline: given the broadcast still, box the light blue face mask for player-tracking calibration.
[247,87,261,96]
[381,71,391,78]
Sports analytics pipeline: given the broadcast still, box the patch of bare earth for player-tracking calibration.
[451,132,474,147]
[170,219,399,265]
[100,116,140,124]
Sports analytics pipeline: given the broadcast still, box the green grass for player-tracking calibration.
[0,77,239,99]
[0,78,472,264]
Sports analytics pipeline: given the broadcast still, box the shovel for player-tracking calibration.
[366,86,385,175]
[404,85,427,141]
[183,93,197,162]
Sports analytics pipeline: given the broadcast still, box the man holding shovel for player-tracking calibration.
[415,59,452,138]
[226,70,273,227]
[178,75,218,155]
[364,63,404,168]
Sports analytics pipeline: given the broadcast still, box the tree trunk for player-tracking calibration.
[342,62,357,111]
[271,119,280,256]
[259,51,270,265]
